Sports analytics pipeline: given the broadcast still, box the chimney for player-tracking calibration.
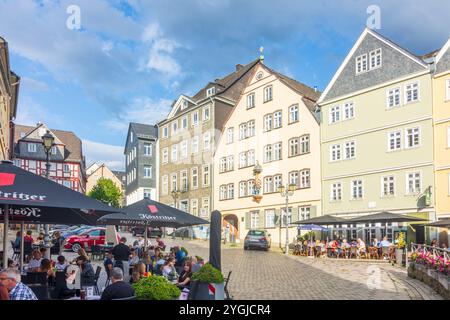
[235,64,244,71]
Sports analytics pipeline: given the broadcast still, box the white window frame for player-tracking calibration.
[162,148,169,164]
[331,182,342,202]
[405,82,420,104]
[247,93,255,109]
[192,136,199,154]
[264,114,272,132]
[247,150,255,166]
[144,143,153,156]
[263,85,273,102]
[226,128,234,144]
[330,144,341,162]
[263,145,272,163]
[247,180,255,196]
[202,164,210,187]
[203,105,210,122]
[273,142,282,161]
[191,167,199,189]
[28,143,37,153]
[172,121,178,136]
[329,106,341,124]
[300,135,310,154]
[226,156,234,171]
[171,144,178,162]
[289,104,299,124]
[406,172,421,195]
[162,175,168,195]
[206,87,216,97]
[265,209,276,228]
[171,173,177,192]
[250,211,259,229]
[180,170,188,191]
[299,206,311,221]
[239,152,247,169]
[381,175,395,197]
[239,181,247,197]
[227,183,234,199]
[344,141,356,160]
[273,110,282,129]
[191,111,199,127]
[203,131,211,150]
[351,180,363,200]
[300,169,310,189]
[182,116,188,130]
[181,140,188,159]
[343,102,355,120]
[144,165,152,179]
[405,127,420,149]
[239,123,247,140]
[369,48,382,70]
[387,88,401,109]
[247,120,255,137]
[356,53,368,74]
[162,126,169,139]
[289,138,299,157]
[388,131,402,151]
[191,199,198,216]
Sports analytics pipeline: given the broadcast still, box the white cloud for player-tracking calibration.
[20,77,49,92]
[103,96,173,133]
[15,96,64,126]
[82,139,124,171]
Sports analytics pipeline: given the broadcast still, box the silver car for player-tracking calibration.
[244,230,271,251]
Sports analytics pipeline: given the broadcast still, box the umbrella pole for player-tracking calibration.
[20,221,24,273]
[144,221,148,253]
[2,204,9,269]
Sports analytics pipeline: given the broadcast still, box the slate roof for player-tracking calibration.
[129,123,158,139]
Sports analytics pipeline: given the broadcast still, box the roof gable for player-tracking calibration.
[436,38,450,74]
[167,95,197,119]
[319,28,429,104]
[20,124,65,145]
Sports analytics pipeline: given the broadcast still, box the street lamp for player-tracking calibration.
[278,183,296,255]
[41,130,55,260]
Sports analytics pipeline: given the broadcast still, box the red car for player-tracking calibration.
[63,227,121,252]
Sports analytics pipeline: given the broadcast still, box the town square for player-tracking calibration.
[0,0,449,307]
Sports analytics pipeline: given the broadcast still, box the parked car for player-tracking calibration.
[64,227,121,252]
[131,226,163,238]
[60,226,92,241]
[244,230,271,251]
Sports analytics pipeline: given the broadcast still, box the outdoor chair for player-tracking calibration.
[369,247,379,259]
[349,246,358,259]
[50,244,60,258]
[381,247,390,260]
[224,271,233,300]
[90,245,103,261]
[24,242,33,261]
[315,246,322,257]
[93,266,102,295]
[25,272,48,285]
[111,295,137,300]
[10,241,20,261]
[29,284,50,300]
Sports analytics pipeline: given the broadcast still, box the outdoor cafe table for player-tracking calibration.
[66,295,101,300]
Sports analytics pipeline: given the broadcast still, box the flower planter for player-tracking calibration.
[189,281,224,300]
[395,249,404,265]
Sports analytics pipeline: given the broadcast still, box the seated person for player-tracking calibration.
[24,230,34,244]
[104,252,114,279]
[101,268,135,300]
[175,247,186,266]
[357,238,366,255]
[27,250,42,271]
[162,258,178,283]
[39,247,47,258]
[36,258,55,285]
[55,255,68,272]
[129,248,139,267]
[35,233,45,245]
[191,256,204,273]
[155,236,166,251]
[153,253,166,275]
[76,256,95,286]
[176,262,192,290]
[130,262,148,284]
[140,252,153,273]
[380,236,391,248]
[13,231,21,250]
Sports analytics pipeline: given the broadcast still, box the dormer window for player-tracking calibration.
[356,54,368,74]
[181,99,188,110]
[370,48,382,69]
[51,146,57,155]
[28,143,37,153]
[206,87,216,97]
[356,48,382,75]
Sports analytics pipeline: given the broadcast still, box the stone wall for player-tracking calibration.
[407,262,449,299]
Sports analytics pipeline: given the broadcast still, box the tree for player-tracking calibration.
[88,178,123,208]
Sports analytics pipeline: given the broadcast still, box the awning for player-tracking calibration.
[291,215,347,225]
[346,211,428,224]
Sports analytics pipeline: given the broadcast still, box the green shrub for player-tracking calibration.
[132,276,181,300]
[191,263,224,284]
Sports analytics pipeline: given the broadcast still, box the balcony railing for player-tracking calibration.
[409,243,449,265]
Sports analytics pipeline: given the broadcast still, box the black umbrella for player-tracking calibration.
[426,219,450,228]
[0,161,124,268]
[291,215,348,225]
[346,211,427,224]
[209,210,221,271]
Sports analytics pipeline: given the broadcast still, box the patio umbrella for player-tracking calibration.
[209,210,221,271]
[297,224,329,231]
[0,161,124,269]
[291,215,348,226]
[426,219,450,228]
[346,211,427,224]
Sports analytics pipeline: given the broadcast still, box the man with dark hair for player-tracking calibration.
[112,237,131,280]
[100,268,135,300]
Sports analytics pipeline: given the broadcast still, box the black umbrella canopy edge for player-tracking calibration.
[426,219,450,228]
[346,211,428,224]
[291,215,348,225]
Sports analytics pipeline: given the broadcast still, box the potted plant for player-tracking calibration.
[132,276,181,300]
[395,232,406,266]
[190,263,224,300]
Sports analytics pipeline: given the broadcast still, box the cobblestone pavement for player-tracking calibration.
[2,232,444,300]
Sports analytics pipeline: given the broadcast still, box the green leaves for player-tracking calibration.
[132,276,181,300]
[88,177,123,208]
[191,263,224,284]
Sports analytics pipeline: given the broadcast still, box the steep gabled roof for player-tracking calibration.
[129,122,158,138]
[435,37,450,66]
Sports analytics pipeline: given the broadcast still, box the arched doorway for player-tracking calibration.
[223,214,239,241]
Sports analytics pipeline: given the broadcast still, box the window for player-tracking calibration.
[387,88,401,108]
[299,207,311,221]
[448,126,450,148]
[263,85,273,102]
[172,121,178,136]
[63,180,71,189]
[343,102,354,120]
[192,111,199,127]
[273,110,282,129]
[280,207,292,227]
[239,152,247,168]
[289,171,298,187]
[247,93,255,109]
[28,143,37,153]
[220,157,227,173]
[144,165,152,178]
[182,116,188,130]
[191,199,198,216]
[356,53,368,74]
[369,48,382,69]
[144,143,153,156]
[203,132,211,150]
[171,173,177,192]
[144,189,151,199]
[331,183,342,201]
[227,128,234,144]
[227,184,234,199]
[406,127,420,148]
[446,79,450,101]
[180,140,188,159]
[247,180,255,196]
[405,82,419,103]
[351,180,363,199]
[203,105,210,121]
[181,170,188,191]
[226,156,234,171]
[162,148,169,164]
[63,164,70,172]
[162,175,168,195]
[264,176,274,194]
[220,185,227,200]
[289,105,299,124]
[239,181,247,197]
[330,144,341,161]
[329,106,341,124]
[202,198,210,216]
[344,141,356,160]
[382,176,395,196]
[51,146,57,155]
[171,144,178,162]
[265,209,276,228]
[191,167,198,189]
[250,211,259,229]
[300,169,310,188]
[300,135,310,154]
[239,123,247,140]
[247,120,255,137]
[289,138,299,157]
[273,142,282,161]
[206,87,216,97]
[192,136,199,154]
[130,132,133,143]
[264,114,272,132]
[181,99,188,110]
[273,174,282,190]
[263,145,272,163]
[407,172,421,194]
[202,165,210,187]
[247,150,255,166]
[388,131,402,151]
[162,126,168,139]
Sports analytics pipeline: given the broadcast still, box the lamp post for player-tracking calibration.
[41,130,55,260]
[278,183,296,256]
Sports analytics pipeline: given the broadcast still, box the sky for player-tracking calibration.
[0,0,449,171]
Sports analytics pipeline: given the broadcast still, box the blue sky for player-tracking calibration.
[1,0,449,170]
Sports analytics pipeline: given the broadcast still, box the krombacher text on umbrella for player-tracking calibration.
[0,190,46,202]
[138,213,177,221]
[0,207,42,217]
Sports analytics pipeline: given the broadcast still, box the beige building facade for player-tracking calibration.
[214,62,321,245]
[86,163,125,205]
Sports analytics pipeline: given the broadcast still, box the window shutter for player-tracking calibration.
[245,212,251,229]
[259,210,265,229]
[291,207,299,224]
[310,206,317,218]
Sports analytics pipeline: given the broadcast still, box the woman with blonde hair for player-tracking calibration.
[130,262,148,284]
